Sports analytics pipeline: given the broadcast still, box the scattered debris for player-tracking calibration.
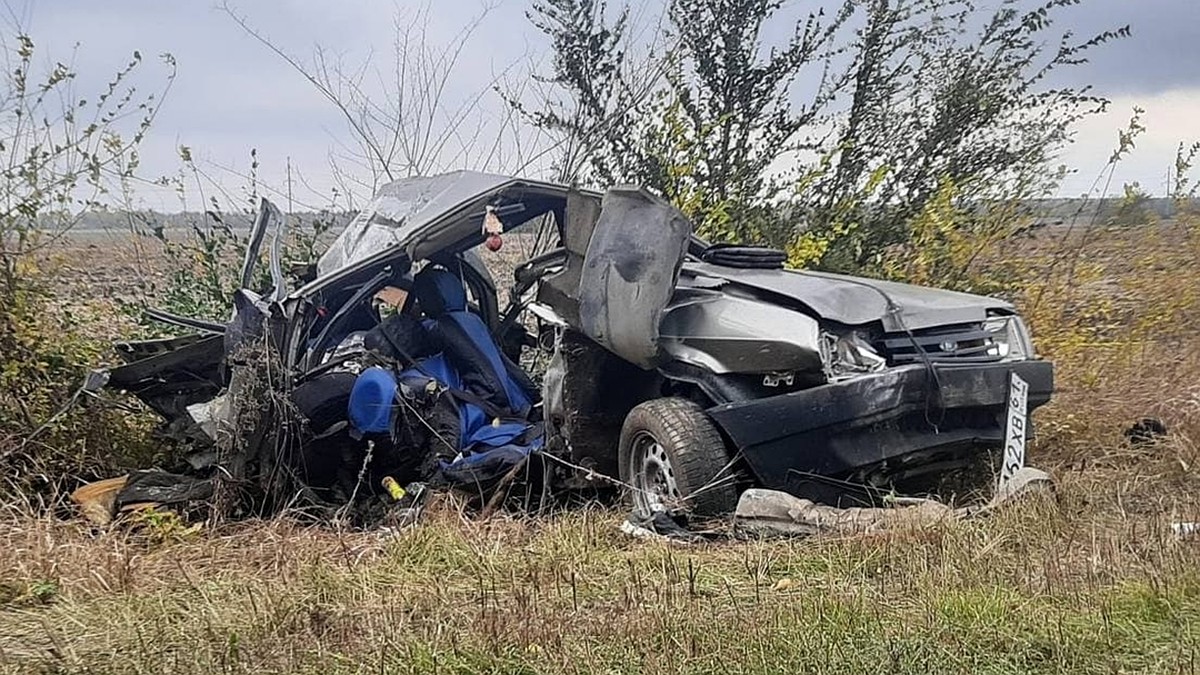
[731,466,1055,539]
[70,476,128,526]
[376,479,428,530]
[71,471,214,526]
[772,578,797,592]
[1126,417,1168,446]
[619,509,706,544]
[991,466,1054,507]
[733,489,955,537]
[185,395,228,443]
[119,470,214,506]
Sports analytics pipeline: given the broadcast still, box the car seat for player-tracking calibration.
[412,265,539,418]
[346,265,543,488]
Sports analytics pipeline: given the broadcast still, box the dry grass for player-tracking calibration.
[3,223,1200,673]
[7,480,1200,673]
[0,484,1198,674]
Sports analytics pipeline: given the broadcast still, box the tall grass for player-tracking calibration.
[6,144,1200,672]
[3,221,1200,672]
[0,480,1197,674]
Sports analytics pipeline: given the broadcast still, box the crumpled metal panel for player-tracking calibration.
[317,171,517,277]
[240,198,287,300]
[659,289,823,374]
[105,333,225,433]
[684,262,1013,331]
[578,187,691,369]
[733,488,956,537]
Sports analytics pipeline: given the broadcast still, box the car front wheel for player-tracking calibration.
[617,397,738,517]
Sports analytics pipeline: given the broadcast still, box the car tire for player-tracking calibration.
[618,397,738,517]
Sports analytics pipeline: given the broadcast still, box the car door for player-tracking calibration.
[576,186,693,369]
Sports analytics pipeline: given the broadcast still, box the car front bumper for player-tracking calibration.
[706,359,1054,491]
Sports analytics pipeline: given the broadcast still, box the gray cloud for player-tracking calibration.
[14,0,1200,204]
[1047,0,1200,95]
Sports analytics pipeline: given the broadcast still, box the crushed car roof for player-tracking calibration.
[317,171,567,277]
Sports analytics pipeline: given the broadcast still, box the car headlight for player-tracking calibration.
[982,316,1035,361]
[821,330,887,381]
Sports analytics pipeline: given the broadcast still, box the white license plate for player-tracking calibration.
[998,372,1029,492]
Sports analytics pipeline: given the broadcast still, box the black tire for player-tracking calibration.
[618,397,738,517]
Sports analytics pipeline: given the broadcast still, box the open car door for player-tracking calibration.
[577,187,692,369]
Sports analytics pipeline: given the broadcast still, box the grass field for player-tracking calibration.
[3,221,1200,674]
[2,488,1198,674]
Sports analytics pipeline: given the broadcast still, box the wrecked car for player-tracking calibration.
[96,171,1053,519]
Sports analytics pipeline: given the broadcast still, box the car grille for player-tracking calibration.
[875,324,1002,365]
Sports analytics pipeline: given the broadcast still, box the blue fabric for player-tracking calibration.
[439,434,543,485]
[415,266,468,316]
[430,271,467,312]
[443,311,533,414]
[438,443,533,485]
[404,353,538,485]
[415,266,534,416]
[348,367,397,434]
[402,352,458,388]
[398,353,466,441]
[464,419,529,449]
[399,354,529,451]
[402,266,543,487]
[351,358,534,486]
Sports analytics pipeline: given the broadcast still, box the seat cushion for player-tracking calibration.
[414,266,538,416]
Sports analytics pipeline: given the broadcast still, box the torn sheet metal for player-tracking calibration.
[186,393,229,442]
[733,488,956,537]
[240,197,288,299]
[578,187,692,369]
[105,334,225,431]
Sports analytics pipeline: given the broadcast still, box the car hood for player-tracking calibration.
[682,262,1013,331]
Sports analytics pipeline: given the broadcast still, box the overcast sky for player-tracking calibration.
[18,0,1200,210]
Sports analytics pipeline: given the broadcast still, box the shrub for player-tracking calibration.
[0,35,173,499]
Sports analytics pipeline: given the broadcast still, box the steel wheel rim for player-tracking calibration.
[630,430,679,513]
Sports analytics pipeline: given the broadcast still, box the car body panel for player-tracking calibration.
[578,187,692,369]
[682,263,1014,331]
[314,171,576,285]
[106,333,225,434]
[659,289,823,374]
[240,198,288,301]
[706,359,1054,495]
[317,171,516,277]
